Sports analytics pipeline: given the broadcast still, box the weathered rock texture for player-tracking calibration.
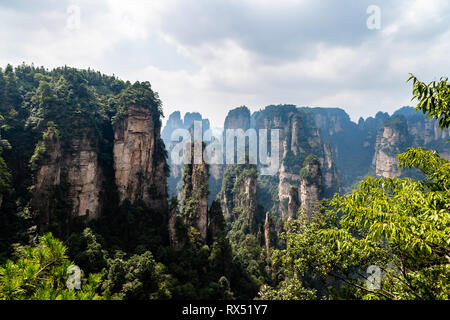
[220,164,258,233]
[287,186,300,222]
[253,105,339,218]
[168,197,185,251]
[224,106,251,131]
[309,106,450,187]
[208,199,225,241]
[372,121,408,178]
[299,156,322,219]
[264,212,276,258]
[181,142,210,241]
[162,111,212,201]
[33,103,169,232]
[32,128,102,227]
[113,105,168,211]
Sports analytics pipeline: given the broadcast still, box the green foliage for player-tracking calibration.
[219,164,269,295]
[299,154,321,186]
[102,251,174,300]
[259,210,342,300]
[259,278,317,300]
[66,228,108,274]
[257,175,279,215]
[384,115,407,131]
[265,155,450,300]
[0,147,11,199]
[111,81,163,128]
[303,154,320,167]
[312,149,450,299]
[255,104,297,124]
[264,75,450,299]
[317,148,450,299]
[181,142,210,223]
[2,65,449,301]
[409,74,450,130]
[0,233,103,300]
[29,122,60,171]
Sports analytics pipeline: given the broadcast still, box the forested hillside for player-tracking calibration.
[0,65,448,300]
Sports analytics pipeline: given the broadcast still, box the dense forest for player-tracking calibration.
[0,64,448,300]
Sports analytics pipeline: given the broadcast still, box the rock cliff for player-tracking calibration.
[372,116,409,177]
[220,164,258,233]
[162,111,212,201]
[181,142,210,241]
[299,155,322,219]
[253,105,339,218]
[113,105,168,211]
[32,125,102,230]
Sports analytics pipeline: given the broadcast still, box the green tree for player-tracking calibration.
[0,233,103,300]
[0,115,11,204]
[262,76,450,300]
[319,148,449,299]
[101,250,174,300]
[408,74,450,129]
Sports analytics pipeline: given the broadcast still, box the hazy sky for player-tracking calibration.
[1,0,449,127]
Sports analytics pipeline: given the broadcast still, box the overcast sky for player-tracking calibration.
[1,0,449,127]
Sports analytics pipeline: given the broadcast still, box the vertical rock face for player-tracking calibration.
[162,111,212,201]
[218,106,253,205]
[321,143,339,193]
[208,199,225,241]
[113,105,168,211]
[220,164,258,233]
[264,212,275,258]
[175,144,225,247]
[161,111,183,143]
[370,109,450,178]
[32,130,62,227]
[372,117,408,178]
[409,119,449,144]
[181,142,210,241]
[168,197,185,251]
[299,155,322,219]
[184,112,208,132]
[254,105,298,162]
[308,108,390,191]
[287,186,300,222]
[32,128,102,227]
[224,106,251,131]
[278,164,301,212]
[253,105,339,218]
[67,134,103,219]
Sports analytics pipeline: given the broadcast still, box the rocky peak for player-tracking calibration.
[372,116,409,178]
[113,105,168,211]
[220,164,257,230]
[286,186,300,222]
[264,212,275,258]
[162,111,212,201]
[31,125,102,231]
[299,154,322,220]
[181,142,210,241]
[224,106,251,131]
[253,106,338,217]
[168,197,185,251]
[161,111,183,143]
[208,199,226,242]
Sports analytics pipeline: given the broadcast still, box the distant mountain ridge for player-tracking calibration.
[162,105,450,215]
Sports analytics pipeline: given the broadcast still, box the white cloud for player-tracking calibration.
[0,0,449,126]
